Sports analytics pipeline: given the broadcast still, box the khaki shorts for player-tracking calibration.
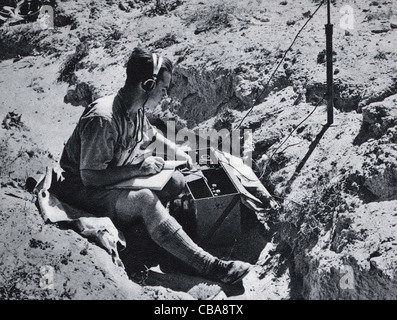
[50,170,186,230]
[50,178,125,221]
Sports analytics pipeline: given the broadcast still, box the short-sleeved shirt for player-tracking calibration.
[59,92,158,183]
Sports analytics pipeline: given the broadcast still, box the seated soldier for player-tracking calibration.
[51,47,251,285]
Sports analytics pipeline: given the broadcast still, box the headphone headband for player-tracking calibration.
[152,53,163,79]
[141,53,163,92]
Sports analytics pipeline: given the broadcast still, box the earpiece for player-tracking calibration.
[141,53,163,92]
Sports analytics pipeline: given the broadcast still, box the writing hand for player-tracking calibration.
[139,156,165,175]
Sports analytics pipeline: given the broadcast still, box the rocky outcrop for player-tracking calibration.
[64,82,97,107]
[351,94,397,200]
[362,144,397,200]
[302,200,397,300]
[361,94,397,141]
[168,66,252,128]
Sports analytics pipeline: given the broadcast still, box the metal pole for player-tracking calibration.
[326,0,334,125]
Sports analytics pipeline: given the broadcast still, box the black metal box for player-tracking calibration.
[185,149,241,248]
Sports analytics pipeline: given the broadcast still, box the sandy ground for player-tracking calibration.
[1,0,397,300]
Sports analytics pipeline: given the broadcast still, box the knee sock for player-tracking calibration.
[149,216,215,275]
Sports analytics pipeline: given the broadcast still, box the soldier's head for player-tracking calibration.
[124,47,173,109]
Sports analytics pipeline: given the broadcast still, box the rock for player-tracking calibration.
[111,29,122,41]
[213,109,236,131]
[358,78,397,112]
[64,82,95,107]
[362,145,397,200]
[361,95,397,139]
[150,33,179,49]
[58,43,89,84]
[285,67,294,78]
[359,95,397,199]
[2,112,27,131]
[127,1,136,9]
[118,2,129,12]
[54,12,75,28]
[256,16,270,23]
[371,24,390,34]
[391,22,397,29]
[169,66,253,127]
[317,50,326,64]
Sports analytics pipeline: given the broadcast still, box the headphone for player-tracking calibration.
[141,53,163,92]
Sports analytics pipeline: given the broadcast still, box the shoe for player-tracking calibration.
[208,259,251,285]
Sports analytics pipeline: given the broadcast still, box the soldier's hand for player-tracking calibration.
[139,156,165,175]
[175,148,194,169]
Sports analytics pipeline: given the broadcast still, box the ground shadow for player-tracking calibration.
[285,123,331,192]
[145,269,246,298]
[352,122,373,146]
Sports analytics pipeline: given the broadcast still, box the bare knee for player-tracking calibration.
[170,170,186,195]
[159,170,186,203]
[132,188,155,202]
[133,189,173,232]
[115,189,159,228]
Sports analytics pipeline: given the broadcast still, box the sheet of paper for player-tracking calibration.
[107,169,175,191]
